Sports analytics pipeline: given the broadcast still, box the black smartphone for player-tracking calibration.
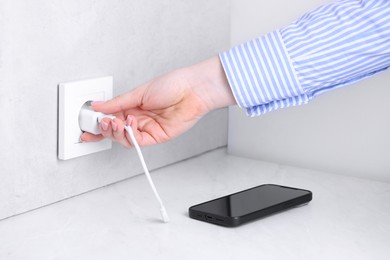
[189,184,312,227]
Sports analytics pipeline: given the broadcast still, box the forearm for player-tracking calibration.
[219,0,390,116]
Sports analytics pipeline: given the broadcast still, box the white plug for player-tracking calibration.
[79,101,115,135]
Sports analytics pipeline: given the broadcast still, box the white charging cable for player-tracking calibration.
[79,102,169,223]
[123,125,169,223]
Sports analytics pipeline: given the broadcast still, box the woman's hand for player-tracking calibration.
[80,56,236,147]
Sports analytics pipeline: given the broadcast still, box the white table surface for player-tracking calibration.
[1,148,389,260]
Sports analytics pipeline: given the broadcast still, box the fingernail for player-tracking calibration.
[79,136,85,143]
[92,101,105,106]
[101,120,109,131]
[126,115,132,126]
[111,120,118,131]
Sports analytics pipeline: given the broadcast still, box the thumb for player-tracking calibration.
[92,87,144,114]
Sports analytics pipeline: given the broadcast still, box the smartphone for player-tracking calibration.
[189,184,312,227]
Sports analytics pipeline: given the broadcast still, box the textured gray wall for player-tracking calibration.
[0,0,230,219]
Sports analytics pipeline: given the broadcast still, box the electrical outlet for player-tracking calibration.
[58,76,113,160]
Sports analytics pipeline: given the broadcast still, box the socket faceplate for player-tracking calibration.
[58,76,113,160]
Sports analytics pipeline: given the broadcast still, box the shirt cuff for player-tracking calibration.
[219,30,311,116]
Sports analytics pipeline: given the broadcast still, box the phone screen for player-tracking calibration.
[189,184,312,226]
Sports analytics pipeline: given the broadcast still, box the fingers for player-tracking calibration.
[92,86,145,114]
[111,118,133,148]
[123,115,143,147]
[124,115,161,147]
[99,117,132,148]
[81,115,159,148]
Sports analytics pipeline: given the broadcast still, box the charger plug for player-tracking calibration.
[79,101,115,135]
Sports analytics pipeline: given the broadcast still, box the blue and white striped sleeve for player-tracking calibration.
[219,0,390,116]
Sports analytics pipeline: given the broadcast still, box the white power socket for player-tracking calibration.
[58,76,113,160]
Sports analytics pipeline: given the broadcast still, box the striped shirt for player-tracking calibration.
[220,0,390,116]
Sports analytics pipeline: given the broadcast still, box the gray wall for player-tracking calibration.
[0,0,230,220]
[228,0,390,182]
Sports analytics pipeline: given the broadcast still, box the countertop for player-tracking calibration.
[1,148,389,260]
